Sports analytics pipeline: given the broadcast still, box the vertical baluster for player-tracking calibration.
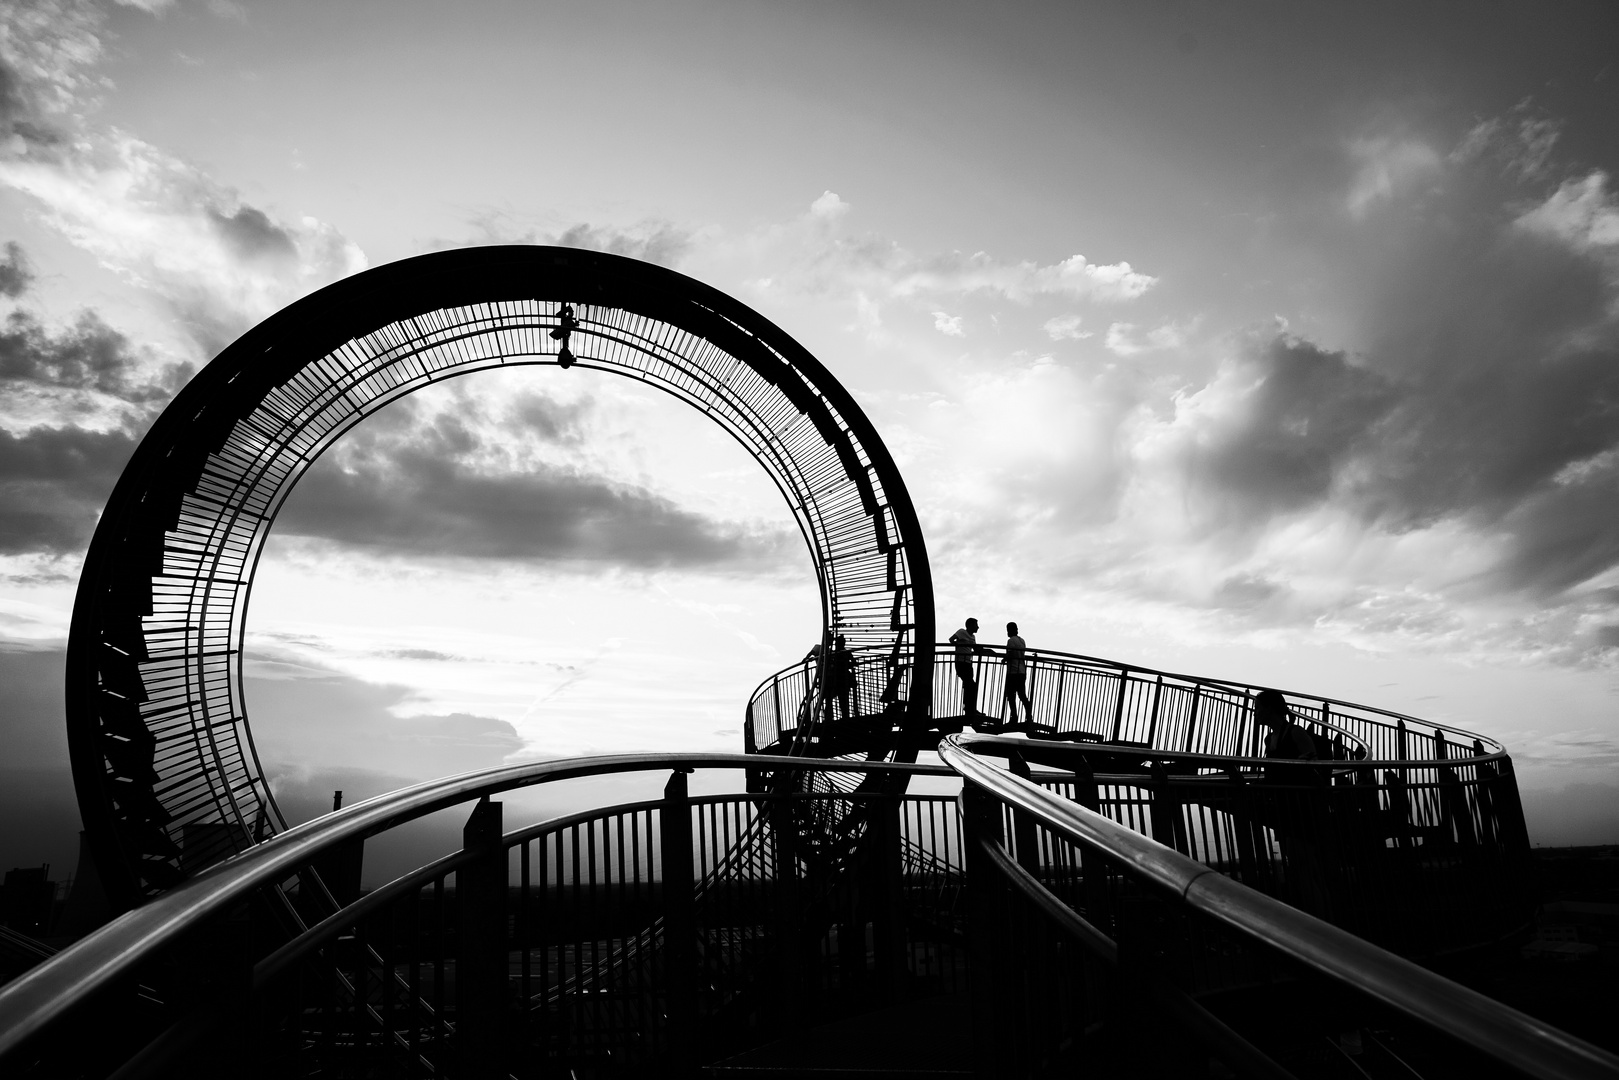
[457,797,506,1079]
[661,770,697,1072]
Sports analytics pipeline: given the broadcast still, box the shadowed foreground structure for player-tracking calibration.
[0,249,1614,1078]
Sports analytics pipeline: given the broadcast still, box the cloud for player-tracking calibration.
[1452,109,1561,182]
[549,222,692,267]
[1,303,186,402]
[0,257,186,556]
[0,425,137,553]
[887,249,1156,304]
[809,189,848,220]
[273,395,794,571]
[733,193,1157,311]
[1161,333,1399,523]
[462,214,693,268]
[1515,171,1619,254]
[248,650,526,780]
[1104,320,1189,356]
[1043,313,1090,340]
[0,240,32,296]
[1346,135,1443,217]
[0,3,366,354]
[931,310,964,337]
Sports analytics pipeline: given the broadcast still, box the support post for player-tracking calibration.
[457,797,506,1080]
[1149,762,1188,856]
[771,796,803,1029]
[963,784,1008,1078]
[1007,752,1041,877]
[867,793,907,1004]
[661,769,697,1074]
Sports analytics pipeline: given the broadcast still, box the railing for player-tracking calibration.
[0,753,961,1079]
[941,733,1619,1080]
[747,642,1506,764]
[0,746,1608,1078]
[748,644,1536,961]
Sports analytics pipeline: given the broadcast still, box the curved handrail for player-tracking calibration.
[0,752,947,1061]
[963,732,1510,774]
[747,643,1506,763]
[940,733,1619,1080]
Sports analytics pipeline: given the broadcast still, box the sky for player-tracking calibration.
[3,0,1619,884]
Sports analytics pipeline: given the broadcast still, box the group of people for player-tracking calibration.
[805,617,1038,728]
[948,617,1033,727]
[811,620,1328,755]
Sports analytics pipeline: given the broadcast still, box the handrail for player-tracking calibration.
[939,733,1619,1080]
[965,732,1510,773]
[747,642,1508,762]
[0,752,949,1061]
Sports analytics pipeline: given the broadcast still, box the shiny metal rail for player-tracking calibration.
[0,752,944,1072]
[941,733,1619,1080]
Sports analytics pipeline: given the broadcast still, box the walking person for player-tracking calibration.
[949,617,985,722]
[1002,621,1032,727]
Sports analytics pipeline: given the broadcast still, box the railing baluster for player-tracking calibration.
[456,796,506,1079]
[661,770,696,1072]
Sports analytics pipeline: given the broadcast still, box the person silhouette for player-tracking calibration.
[1254,688,1331,915]
[949,617,985,722]
[826,634,857,723]
[1002,621,1032,726]
[1257,689,1316,777]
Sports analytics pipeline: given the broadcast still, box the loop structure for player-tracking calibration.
[67,246,935,908]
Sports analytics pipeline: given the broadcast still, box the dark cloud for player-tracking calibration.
[0,307,186,402]
[208,204,298,265]
[0,254,194,557]
[0,52,67,157]
[0,426,138,554]
[0,240,33,298]
[1186,334,1399,522]
[512,393,590,445]
[273,400,792,571]
[1173,115,1619,617]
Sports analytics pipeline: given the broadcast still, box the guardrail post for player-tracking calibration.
[771,794,803,1027]
[1110,667,1129,742]
[963,783,1009,1078]
[1007,752,1041,877]
[867,792,907,1005]
[457,796,506,1080]
[1149,762,1188,856]
[662,769,697,1075]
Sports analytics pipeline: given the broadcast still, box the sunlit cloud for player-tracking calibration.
[1043,313,1090,340]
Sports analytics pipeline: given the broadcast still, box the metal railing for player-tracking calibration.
[0,753,955,1079]
[941,733,1619,1080]
[747,643,1505,765]
[0,746,1609,1078]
